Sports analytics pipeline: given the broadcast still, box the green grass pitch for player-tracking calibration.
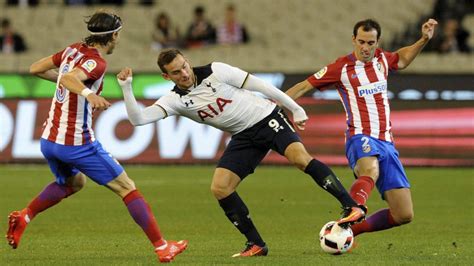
[1,165,473,265]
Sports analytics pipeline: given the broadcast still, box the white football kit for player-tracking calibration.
[156,62,276,135]
[121,62,307,135]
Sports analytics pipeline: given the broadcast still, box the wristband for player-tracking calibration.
[81,88,94,97]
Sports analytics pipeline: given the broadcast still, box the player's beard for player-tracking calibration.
[360,49,373,62]
[107,43,116,54]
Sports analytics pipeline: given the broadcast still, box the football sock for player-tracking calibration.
[351,208,399,236]
[26,182,75,220]
[350,175,375,205]
[218,192,266,247]
[123,190,166,247]
[304,159,357,207]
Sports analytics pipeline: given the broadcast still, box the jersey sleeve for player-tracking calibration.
[383,50,399,71]
[211,62,249,88]
[154,94,178,117]
[51,48,66,67]
[76,56,107,80]
[306,61,341,91]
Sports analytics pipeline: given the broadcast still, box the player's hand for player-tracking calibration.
[421,18,438,40]
[117,67,133,88]
[295,119,307,131]
[293,108,308,131]
[86,93,111,110]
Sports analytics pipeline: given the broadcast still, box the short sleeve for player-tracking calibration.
[52,48,66,67]
[211,62,248,88]
[76,57,107,80]
[306,61,341,91]
[155,94,178,117]
[383,50,399,71]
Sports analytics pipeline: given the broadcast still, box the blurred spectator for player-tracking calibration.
[217,4,249,45]
[185,6,216,48]
[64,0,124,6]
[0,18,27,54]
[6,0,38,6]
[140,0,155,6]
[97,0,124,5]
[432,0,473,21]
[431,18,470,53]
[64,0,92,5]
[151,12,182,50]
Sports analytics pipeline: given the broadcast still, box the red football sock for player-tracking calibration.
[27,182,75,220]
[351,208,400,236]
[350,175,375,205]
[350,220,371,236]
[123,190,166,248]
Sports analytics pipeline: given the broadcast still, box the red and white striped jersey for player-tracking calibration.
[41,43,106,145]
[307,48,399,142]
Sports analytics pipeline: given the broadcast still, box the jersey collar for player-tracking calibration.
[172,86,190,96]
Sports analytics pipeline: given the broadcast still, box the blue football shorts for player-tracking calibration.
[345,134,410,197]
[40,138,124,185]
[217,107,301,179]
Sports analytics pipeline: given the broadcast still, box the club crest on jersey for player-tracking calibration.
[314,67,327,79]
[376,62,386,75]
[55,85,68,103]
[55,64,70,102]
[197,97,232,121]
[362,144,371,153]
[205,81,217,92]
[81,59,97,73]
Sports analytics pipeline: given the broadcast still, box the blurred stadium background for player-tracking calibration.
[0,0,473,166]
[1,1,473,265]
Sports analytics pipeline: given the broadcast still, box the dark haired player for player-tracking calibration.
[117,48,366,257]
[6,11,187,263]
[286,18,437,239]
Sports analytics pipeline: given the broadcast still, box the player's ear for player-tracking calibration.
[112,31,119,41]
[162,72,170,80]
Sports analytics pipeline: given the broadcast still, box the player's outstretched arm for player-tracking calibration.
[29,55,59,82]
[396,18,438,70]
[285,80,314,100]
[117,67,166,126]
[243,74,308,130]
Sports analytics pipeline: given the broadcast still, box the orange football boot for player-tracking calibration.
[155,240,188,263]
[6,209,30,249]
[232,242,268,257]
[337,205,367,228]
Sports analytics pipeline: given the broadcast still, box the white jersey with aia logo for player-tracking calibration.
[156,62,276,135]
[42,42,106,145]
[307,48,399,142]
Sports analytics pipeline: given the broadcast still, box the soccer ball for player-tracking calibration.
[319,221,354,254]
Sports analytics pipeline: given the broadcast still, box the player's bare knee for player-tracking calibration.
[74,173,87,191]
[294,159,308,171]
[67,173,86,192]
[284,143,312,171]
[358,166,378,178]
[399,212,414,224]
[290,154,312,171]
[210,183,232,199]
[393,210,414,225]
[107,173,136,197]
[120,177,136,192]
